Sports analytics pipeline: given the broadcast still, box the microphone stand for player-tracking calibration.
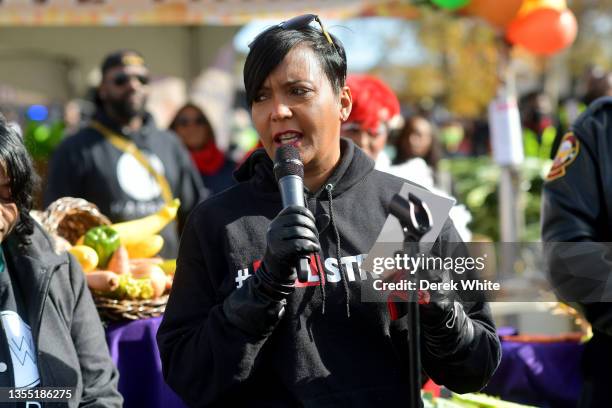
[388,193,433,408]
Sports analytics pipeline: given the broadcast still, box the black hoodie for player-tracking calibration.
[44,110,206,258]
[157,139,501,407]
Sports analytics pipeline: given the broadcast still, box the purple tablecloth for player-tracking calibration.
[105,317,187,408]
[484,338,584,408]
[105,318,583,408]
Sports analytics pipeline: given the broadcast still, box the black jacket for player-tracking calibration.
[44,111,206,258]
[542,97,612,406]
[158,139,500,407]
[1,223,122,407]
[542,97,612,329]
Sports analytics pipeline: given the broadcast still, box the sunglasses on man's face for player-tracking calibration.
[248,14,335,49]
[111,73,150,87]
[176,117,207,127]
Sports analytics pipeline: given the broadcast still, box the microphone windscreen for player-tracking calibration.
[274,145,304,181]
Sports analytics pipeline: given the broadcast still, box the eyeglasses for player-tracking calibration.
[248,14,335,49]
[176,117,207,127]
[112,73,150,87]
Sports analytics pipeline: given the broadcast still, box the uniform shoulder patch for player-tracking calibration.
[546,132,579,181]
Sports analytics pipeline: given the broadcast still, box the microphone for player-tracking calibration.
[273,145,310,283]
[274,145,305,208]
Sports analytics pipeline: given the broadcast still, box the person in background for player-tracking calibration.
[551,68,611,159]
[158,14,499,407]
[228,107,261,164]
[44,50,206,258]
[391,115,471,241]
[582,67,612,107]
[519,90,557,159]
[341,75,433,189]
[392,114,443,190]
[438,119,469,157]
[0,114,122,406]
[63,99,85,136]
[542,96,612,407]
[394,115,440,167]
[340,73,400,170]
[169,103,236,195]
[342,76,471,240]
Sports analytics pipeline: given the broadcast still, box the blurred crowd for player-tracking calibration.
[2,48,611,245]
[0,25,610,406]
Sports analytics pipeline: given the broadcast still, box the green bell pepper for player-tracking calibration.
[84,226,120,268]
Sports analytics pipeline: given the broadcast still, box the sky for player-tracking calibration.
[233,17,427,73]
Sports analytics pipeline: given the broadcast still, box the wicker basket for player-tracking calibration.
[42,197,111,245]
[94,294,169,322]
[41,197,168,322]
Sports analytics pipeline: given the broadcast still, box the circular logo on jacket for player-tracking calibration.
[546,132,579,182]
[116,152,165,200]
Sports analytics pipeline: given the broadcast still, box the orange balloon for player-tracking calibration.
[516,0,566,18]
[461,0,523,28]
[506,8,577,55]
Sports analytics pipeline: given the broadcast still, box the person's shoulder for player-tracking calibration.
[150,127,182,146]
[27,221,71,265]
[572,96,612,142]
[150,126,176,140]
[149,127,193,156]
[371,168,430,192]
[25,223,90,303]
[55,125,104,153]
[387,158,435,189]
[579,96,612,119]
[188,181,252,223]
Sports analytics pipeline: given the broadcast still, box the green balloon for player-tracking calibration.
[431,0,471,10]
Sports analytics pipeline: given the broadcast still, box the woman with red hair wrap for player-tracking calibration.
[341,74,401,169]
[343,74,472,241]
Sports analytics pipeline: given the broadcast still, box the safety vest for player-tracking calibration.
[523,126,557,159]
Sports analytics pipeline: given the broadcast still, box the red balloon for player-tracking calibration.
[462,0,523,29]
[506,8,578,55]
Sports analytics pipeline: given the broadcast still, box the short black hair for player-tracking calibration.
[0,114,38,244]
[244,24,347,108]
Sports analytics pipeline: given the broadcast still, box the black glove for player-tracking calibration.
[223,206,320,335]
[257,205,321,300]
[418,268,475,358]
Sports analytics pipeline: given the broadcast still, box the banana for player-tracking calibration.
[159,259,176,276]
[68,245,99,273]
[125,235,164,259]
[110,199,180,245]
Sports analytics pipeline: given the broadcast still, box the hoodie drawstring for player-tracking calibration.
[325,183,350,317]
[315,252,326,315]
[306,191,327,315]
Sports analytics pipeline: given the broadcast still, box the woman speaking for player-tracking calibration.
[158,14,500,407]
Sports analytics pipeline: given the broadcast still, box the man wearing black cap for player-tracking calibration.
[45,50,206,258]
